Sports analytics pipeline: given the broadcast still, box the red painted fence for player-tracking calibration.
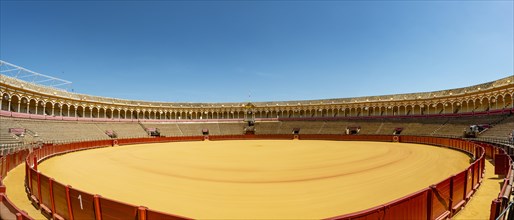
[489,142,514,220]
[0,135,511,219]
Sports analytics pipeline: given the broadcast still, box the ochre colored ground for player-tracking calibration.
[29,140,472,219]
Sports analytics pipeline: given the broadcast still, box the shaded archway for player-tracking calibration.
[28,99,37,114]
[11,95,20,112]
[0,93,9,111]
[45,102,53,115]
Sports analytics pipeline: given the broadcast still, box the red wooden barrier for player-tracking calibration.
[146,208,192,220]
[39,174,52,216]
[384,189,428,219]
[495,154,510,176]
[431,178,451,219]
[466,168,474,200]
[68,188,96,220]
[473,162,481,190]
[29,169,39,203]
[490,199,502,220]
[99,197,138,220]
[51,181,70,220]
[326,205,385,220]
[452,170,467,212]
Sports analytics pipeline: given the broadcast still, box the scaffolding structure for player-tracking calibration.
[0,60,72,90]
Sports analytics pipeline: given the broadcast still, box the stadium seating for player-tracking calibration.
[218,122,246,135]
[480,115,514,140]
[1,113,513,143]
[93,122,149,138]
[0,117,22,144]
[143,123,184,136]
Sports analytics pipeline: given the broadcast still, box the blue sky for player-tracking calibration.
[1,1,513,103]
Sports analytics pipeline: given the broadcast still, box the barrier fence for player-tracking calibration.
[489,141,514,220]
[0,135,511,219]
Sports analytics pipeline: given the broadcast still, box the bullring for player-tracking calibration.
[1,70,513,219]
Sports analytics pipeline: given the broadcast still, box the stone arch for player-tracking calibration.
[341,107,348,117]
[452,102,460,114]
[77,106,85,117]
[61,104,69,117]
[10,95,20,112]
[181,111,187,120]
[85,106,92,118]
[399,106,406,116]
[119,109,125,119]
[91,107,98,118]
[347,108,354,117]
[472,98,480,112]
[255,111,261,118]
[504,93,513,109]
[494,95,504,110]
[376,107,382,116]
[0,93,9,111]
[28,99,37,114]
[36,100,44,115]
[44,102,53,115]
[70,105,77,117]
[404,105,413,115]
[364,107,372,116]
[97,108,104,118]
[391,106,398,116]
[434,103,444,114]
[54,103,62,116]
[460,100,469,113]
[19,96,29,113]
[110,109,117,119]
[106,108,113,119]
[440,102,448,114]
[413,105,421,115]
[481,97,490,112]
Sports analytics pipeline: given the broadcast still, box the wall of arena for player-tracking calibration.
[1,75,513,120]
[2,134,507,220]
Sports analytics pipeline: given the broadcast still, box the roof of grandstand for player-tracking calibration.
[0,60,72,91]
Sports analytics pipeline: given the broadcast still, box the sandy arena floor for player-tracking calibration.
[37,140,471,219]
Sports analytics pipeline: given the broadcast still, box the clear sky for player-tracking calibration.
[1,1,513,103]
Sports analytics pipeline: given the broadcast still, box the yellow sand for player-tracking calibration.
[35,140,471,219]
